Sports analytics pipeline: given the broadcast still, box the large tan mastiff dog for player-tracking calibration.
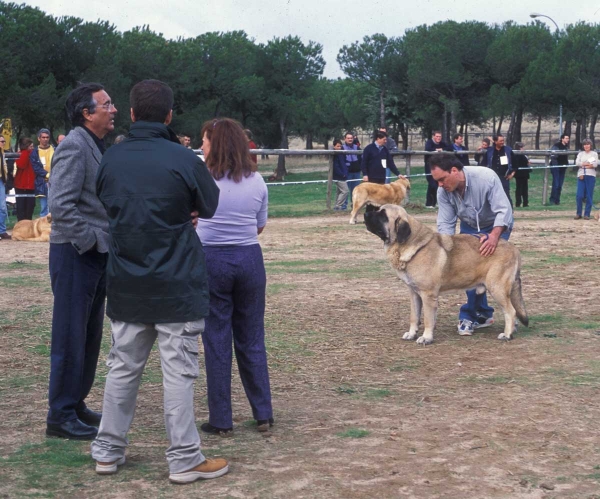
[349,177,410,225]
[12,214,52,242]
[364,205,528,345]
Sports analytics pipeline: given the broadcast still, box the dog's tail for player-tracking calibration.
[510,268,529,326]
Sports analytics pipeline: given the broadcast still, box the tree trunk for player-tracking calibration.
[322,137,329,150]
[506,108,516,145]
[496,115,504,135]
[379,88,386,128]
[442,102,448,143]
[514,107,524,143]
[535,115,542,149]
[564,120,572,137]
[399,122,408,150]
[275,118,288,181]
[589,112,598,148]
[305,133,313,159]
[449,108,457,141]
[575,119,582,149]
[464,124,468,149]
[581,113,588,142]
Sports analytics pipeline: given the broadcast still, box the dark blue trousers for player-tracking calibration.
[47,243,107,425]
[201,244,272,429]
[550,167,567,204]
[458,222,511,322]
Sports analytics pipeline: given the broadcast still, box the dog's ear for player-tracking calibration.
[395,217,412,244]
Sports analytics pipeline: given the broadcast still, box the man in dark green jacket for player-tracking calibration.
[91,79,229,484]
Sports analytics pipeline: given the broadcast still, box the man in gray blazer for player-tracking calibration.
[46,83,117,440]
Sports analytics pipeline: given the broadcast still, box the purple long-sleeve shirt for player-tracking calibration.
[196,172,268,246]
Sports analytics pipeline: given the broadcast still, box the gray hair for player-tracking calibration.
[37,128,51,137]
[582,138,593,146]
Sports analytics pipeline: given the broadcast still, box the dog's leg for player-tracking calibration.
[488,281,516,341]
[402,288,422,341]
[416,292,437,345]
[349,200,365,225]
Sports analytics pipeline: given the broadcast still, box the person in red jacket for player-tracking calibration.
[14,137,36,220]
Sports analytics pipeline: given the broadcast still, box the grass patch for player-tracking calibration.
[337,428,370,438]
[390,359,421,372]
[0,261,47,271]
[265,258,335,275]
[461,375,513,384]
[335,385,356,395]
[0,373,46,394]
[0,275,48,288]
[2,440,90,494]
[267,283,298,295]
[365,388,392,398]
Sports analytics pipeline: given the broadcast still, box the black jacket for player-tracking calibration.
[96,121,220,323]
[511,151,530,179]
[424,138,452,187]
[361,142,399,183]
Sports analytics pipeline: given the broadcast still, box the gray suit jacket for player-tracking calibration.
[48,126,109,254]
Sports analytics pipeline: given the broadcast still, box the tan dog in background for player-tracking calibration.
[12,214,52,242]
[364,205,528,345]
[594,211,599,222]
[349,177,410,225]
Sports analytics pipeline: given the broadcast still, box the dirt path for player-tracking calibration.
[0,210,599,498]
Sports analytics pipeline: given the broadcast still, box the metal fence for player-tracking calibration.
[248,149,579,209]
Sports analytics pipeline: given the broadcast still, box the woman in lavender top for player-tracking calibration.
[574,138,598,220]
[196,118,273,435]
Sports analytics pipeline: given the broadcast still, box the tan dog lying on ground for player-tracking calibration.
[349,177,410,225]
[364,205,528,345]
[12,214,52,242]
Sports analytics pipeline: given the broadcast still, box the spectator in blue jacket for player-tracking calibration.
[332,139,348,210]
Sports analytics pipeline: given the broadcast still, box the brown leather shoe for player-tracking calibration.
[584,216,590,220]
[169,458,229,484]
[574,215,582,220]
[0,232,11,240]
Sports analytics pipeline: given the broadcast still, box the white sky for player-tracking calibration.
[23,0,600,78]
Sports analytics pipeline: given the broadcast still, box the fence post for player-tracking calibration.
[326,154,333,210]
[405,151,411,177]
[542,154,550,205]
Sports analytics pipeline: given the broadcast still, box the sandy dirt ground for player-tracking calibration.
[0,209,599,498]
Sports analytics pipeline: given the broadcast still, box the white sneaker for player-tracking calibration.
[457,319,474,336]
[96,456,126,475]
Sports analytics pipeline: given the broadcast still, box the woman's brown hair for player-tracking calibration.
[200,118,257,182]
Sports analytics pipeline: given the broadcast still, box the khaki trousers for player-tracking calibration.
[90,320,206,473]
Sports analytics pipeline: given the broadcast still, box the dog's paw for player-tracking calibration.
[349,219,356,225]
[416,335,433,345]
[402,331,417,341]
[497,333,512,341]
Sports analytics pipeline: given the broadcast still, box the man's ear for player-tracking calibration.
[130,108,136,123]
[395,218,412,244]
[164,109,173,126]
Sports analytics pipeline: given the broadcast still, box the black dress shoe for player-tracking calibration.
[46,419,98,440]
[200,422,233,436]
[76,408,102,427]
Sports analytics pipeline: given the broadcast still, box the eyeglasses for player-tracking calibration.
[97,101,116,111]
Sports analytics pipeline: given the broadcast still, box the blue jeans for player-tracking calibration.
[47,243,107,424]
[550,167,567,204]
[0,178,7,233]
[202,244,272,429]
[347,171,362,201]
[458,221,511,322]
[39,196,48,217]
[576,175,596,217]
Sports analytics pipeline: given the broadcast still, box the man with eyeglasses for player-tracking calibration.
[0,136,10,239]
[429,154,513,337]
[46,83,117,441]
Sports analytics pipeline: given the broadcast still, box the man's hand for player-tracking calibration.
[506,172,515,180]
[479,228,503,256]
[191,210,199,229]
[363,175,368,182]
